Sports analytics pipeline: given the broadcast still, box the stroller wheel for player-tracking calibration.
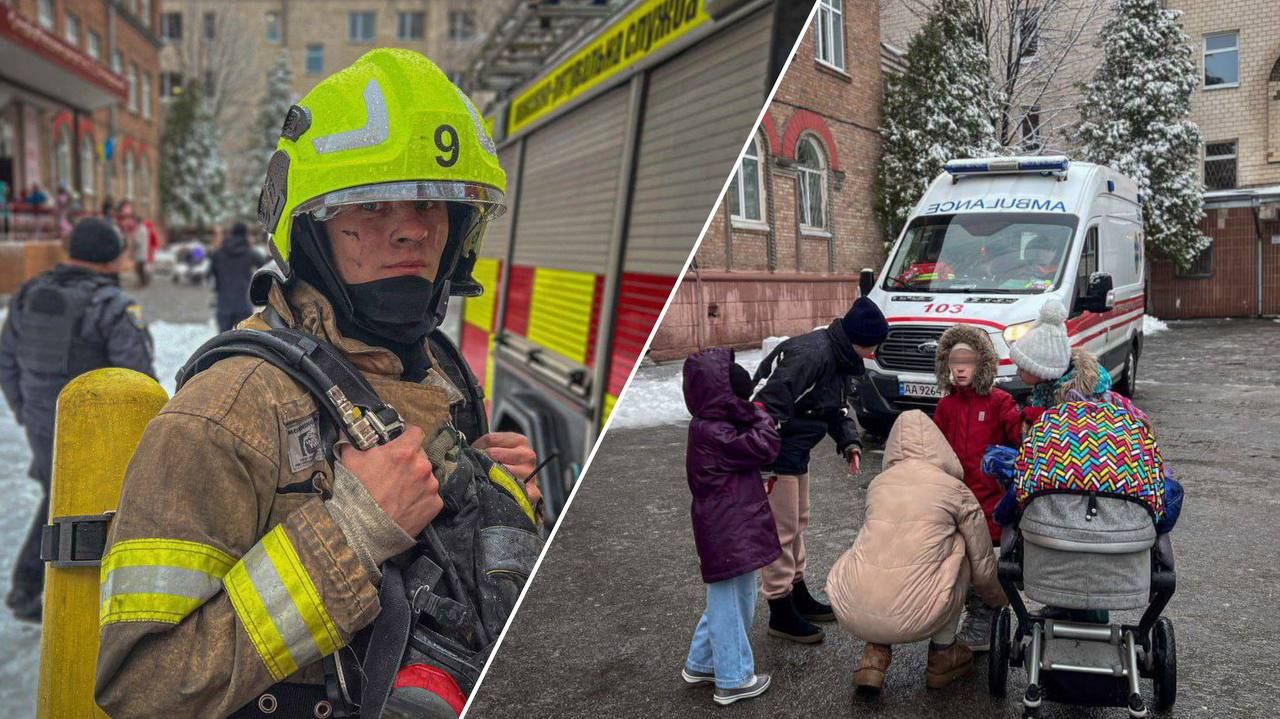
[1152,617,1176,712]
[987,606,1012,697]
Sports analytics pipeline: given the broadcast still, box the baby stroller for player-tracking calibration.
[987,402,1177,718]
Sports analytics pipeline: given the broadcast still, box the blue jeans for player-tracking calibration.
[685,571,757,689]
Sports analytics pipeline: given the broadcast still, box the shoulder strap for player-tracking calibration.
[428,329,488,437]
[176,328,404,453]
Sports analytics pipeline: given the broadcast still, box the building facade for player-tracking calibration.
[650,0,885,358]
[1,0,162,291]
[1149,0,1280,318]
[156,0,509,217]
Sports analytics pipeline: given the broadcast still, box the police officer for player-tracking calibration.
[94,50,538,718]
[0,217,155,622]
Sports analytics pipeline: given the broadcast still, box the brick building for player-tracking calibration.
[1,0,162,291]
[1149,0,1280,318]
[650,0,885,358]
[156,0,508,217]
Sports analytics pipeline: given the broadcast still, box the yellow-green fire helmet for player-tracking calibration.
[257,48,505,295]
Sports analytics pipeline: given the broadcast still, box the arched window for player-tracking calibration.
[81,135,96,196]
[124,151,136,200]
[796,136,827,232]
[55,126,73,190]
[729,133,766,224]
[128,64,139,113]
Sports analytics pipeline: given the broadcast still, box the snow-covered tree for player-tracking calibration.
[1078,0,1207,268]
[159,83,232,232]
[876,0,1003,242]
[240,52,294,218]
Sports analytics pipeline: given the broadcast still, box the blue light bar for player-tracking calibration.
[945,156,1070,177]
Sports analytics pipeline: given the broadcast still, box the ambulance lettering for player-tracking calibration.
[922,197,1067,215]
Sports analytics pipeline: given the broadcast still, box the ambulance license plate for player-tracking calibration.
[899,382,943,399]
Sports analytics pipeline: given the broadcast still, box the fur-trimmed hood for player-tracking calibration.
[935,324,998,394]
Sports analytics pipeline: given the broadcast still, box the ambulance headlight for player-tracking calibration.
[1003,320,1035,345]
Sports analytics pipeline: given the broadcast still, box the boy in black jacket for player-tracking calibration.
[753,297,888,643]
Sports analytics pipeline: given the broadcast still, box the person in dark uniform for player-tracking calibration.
[0,217,156,622]
[753,297,889,644]
[209,222,259,331]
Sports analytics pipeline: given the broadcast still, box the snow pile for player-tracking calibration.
[0,319,213,715]
[610,347,767,430]
[1143,315,1170,335]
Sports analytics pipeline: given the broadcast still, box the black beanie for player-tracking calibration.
[729,362,754,400]
[841,297,889,347]
[68,218,124,264]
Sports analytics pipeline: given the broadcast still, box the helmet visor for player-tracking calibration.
[293,180,506,222]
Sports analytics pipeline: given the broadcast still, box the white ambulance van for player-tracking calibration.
[855,156,1147,436]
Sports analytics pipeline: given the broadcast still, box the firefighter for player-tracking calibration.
[94,49,538,718]
[0,217,156,622]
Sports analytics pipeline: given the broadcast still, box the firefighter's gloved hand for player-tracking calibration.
[473,432,541,504]
[339,425,442,537]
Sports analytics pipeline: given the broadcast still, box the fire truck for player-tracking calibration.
[455,0,809,521]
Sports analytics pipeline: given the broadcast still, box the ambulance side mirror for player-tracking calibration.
[859,268,875,297]
[1080,272,1114,314]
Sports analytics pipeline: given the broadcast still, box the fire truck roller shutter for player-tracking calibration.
[508,84,630,366]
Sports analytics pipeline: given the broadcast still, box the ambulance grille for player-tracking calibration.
[876,327,946,373]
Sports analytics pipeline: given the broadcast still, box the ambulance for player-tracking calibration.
[855,156,1147,436]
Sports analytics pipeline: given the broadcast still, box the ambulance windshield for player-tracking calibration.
[883,213,1078,294]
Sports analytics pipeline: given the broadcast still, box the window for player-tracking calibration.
[397,11,425,40]
[728,135,766,224]
[1073,227,1100,313]
[306,44,324,75]
[124,152,135,201]
[81,135,95,196]
[349,11,375,43]
[1204,32,1239,88]
[127,64,139,113]
[38,0,53,31]
[55,127,72,189]
[1021,106,1042,152]
[266,11,280,42]
[111,50,122,74]
[796,137,827,232]
[203,11,216,40]
[161,12,182,41]
[1015,7,1040,60]
[64,13,80,46]
[448,11,476,41]
[815,0,844,71]
[87,30,101,60]
[160,72,183,98]
[137,159,150,213]
[1204,140,1237,190]
[139,0,150,25]
[1178,244,1213,277]
[141,73,151,119]
[203,70,215,98]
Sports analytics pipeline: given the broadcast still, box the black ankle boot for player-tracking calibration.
[791,580,835,622]
[767,596,824,644]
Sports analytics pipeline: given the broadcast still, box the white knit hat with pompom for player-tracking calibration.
[1009,299,1071,380]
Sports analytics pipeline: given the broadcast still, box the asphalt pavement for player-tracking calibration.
[469,319,1280,719]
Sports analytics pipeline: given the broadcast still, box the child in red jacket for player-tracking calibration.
[931,323,1021,651]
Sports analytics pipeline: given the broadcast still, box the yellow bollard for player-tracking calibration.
[36,368,168,719]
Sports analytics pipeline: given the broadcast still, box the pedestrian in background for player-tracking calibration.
[114,200,150,287]
[210,221,258,331]
[681,347,781,706]
[0,217,156,622]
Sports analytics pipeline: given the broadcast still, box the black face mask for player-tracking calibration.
[342,274,436,346]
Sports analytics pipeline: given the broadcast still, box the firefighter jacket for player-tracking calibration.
[95,279,492,718]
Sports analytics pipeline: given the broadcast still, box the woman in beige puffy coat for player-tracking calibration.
[826,410,1007,697]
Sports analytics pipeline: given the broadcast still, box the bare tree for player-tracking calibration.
[885,0,1112,153]
[171,5,258,132]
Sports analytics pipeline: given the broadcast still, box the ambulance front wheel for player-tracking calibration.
[1116,341,1140,399]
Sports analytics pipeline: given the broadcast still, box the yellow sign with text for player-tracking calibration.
[507,0,710,136]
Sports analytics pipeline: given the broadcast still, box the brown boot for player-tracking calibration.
[852,643,892,698]
[926,642,975,689]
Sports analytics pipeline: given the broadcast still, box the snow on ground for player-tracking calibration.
[0,319,215,715]
[1143,315,1170,335]
[610,346,769,430]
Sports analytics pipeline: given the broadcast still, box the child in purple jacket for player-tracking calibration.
[681,347,782,706]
